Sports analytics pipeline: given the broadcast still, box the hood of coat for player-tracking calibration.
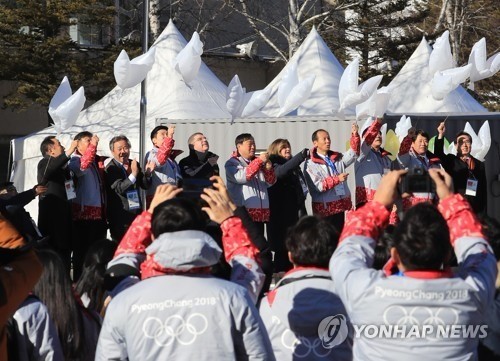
[310,147,341,165]
[146,230,222,271]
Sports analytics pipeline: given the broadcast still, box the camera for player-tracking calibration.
[399,166,434,194]
[178,178,214,207]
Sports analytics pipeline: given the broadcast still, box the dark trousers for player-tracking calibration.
[325,212,345,234]
[72,219,108,281]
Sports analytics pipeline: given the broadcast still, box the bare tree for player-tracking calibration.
[228,0,360,61]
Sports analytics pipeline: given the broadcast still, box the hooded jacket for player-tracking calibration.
[396,135,442,210]
[304,133,359,216]
[69,143,107,221]
[259,267,353,360]
[96,212,274,360]
[330,194,497,361]
[355,121,392,206]
[225,153,276,223]
[145,137,182,199]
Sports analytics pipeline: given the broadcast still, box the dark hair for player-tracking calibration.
[455,131,472,144]
[75,239,118,313]
[478,215,500,259]
[373,225,395,270]
[411,129,429,142]
[235,133,253,147]
[285,216,339,268]
[109,135,131,151]
[33,248,87,360]
[74,131,93,141]
[40,136,56,156]
[312,129,328,142]
[152,198,207,238]
[150,126,168,141]
[393,203,451,270]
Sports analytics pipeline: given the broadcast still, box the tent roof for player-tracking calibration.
[260,27,349,117]
[12,20,231,161]
[387,37,487,113]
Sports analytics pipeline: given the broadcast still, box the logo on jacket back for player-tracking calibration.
[318,314,349,348]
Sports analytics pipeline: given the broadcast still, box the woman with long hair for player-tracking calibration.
[267,139,309,273]
[33,248,101,361]
[75,239,117,315]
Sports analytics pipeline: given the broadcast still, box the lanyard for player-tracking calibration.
[323,156,338,175]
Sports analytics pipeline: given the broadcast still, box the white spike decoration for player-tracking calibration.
[428,30,454,75]
[173,31,203,85]
[468,38,500,91]
[394,115,412,143]
[276,63,316,117]
[48,76,86,134]
[114,47,157,89]
[226,75,246,119]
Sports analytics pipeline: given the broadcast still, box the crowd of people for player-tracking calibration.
[0,116,497,361]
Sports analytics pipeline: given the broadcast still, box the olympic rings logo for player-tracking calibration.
[142,313,208,347]
[281,329,333,358]
[383,306,459,340]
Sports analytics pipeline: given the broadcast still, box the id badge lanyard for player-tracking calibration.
[324,156,346,196]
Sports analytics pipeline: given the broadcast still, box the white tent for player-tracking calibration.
[260,27,349,117]
[387,37,487,113]
[11,20,231,218]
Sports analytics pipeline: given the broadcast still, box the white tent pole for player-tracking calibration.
[139,0,149,210]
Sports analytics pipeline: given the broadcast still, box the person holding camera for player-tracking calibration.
[304,125,360,232]
[396,128,442,211]
[435,122,487,216]
[179,132,219,179]
[330,168,497,361]
[266,139,309,273]
[225,133,276,238]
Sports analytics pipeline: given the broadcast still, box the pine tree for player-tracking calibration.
[0,0,118,111]
[329,0,430,80]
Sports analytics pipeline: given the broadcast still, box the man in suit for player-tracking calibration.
[37,136,78,273]
[104,135,152,241]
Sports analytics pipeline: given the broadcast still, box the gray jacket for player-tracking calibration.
[97,227,274,360]
[13,297,64,361]
[330,196,497,361]
[259,268,352,360]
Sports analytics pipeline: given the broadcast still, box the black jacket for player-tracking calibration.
[179,148,219,179]
[37,153,72,248]
[434,137,487,215]
[104,158,149,241]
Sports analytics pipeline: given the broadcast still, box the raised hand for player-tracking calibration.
[428,168,453,200]
[148,184,182,213]
[91,134,99,146]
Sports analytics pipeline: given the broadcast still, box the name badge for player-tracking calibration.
[335,182,346,196]
[64,180,76,200]
[127,190,141,210]
[465,179,478,196]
